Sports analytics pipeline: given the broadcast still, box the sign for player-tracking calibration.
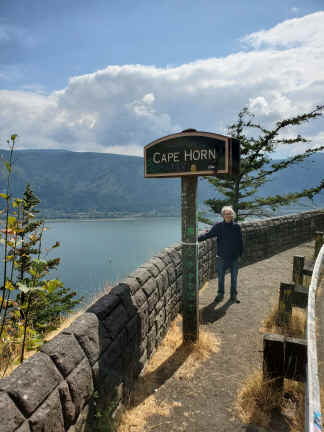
[144,129,240,344]
[144,130,240,178]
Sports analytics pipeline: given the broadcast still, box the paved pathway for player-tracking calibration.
[135,240,323,432]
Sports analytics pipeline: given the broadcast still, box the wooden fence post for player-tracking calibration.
[314,231,324,260]
[263,335,307,388]
[293,255,304,287]
[278,282,294,326]
[263,334,284,391]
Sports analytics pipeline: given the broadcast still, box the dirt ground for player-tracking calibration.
[124,240,323,432]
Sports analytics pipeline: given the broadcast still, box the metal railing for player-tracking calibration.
[306,243,324,432]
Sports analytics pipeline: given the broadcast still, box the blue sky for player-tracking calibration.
[1,1,323,157]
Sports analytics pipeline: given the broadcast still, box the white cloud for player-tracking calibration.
[0,12,323,158]
[241,11,323,49]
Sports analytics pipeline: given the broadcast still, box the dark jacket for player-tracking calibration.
[198,221,243,263]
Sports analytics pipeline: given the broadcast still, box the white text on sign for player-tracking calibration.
[152,148,217,164]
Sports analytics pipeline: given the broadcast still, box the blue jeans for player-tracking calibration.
[217,257,239,298]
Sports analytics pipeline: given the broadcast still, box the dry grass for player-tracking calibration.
[118,315,220,432]
[236,369,306,431]
[118,397,180,432]
[236,369,281,427]
[260,300,306,338]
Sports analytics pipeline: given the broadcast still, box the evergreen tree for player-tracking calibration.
[14,184,82,335]
[199,105,324,223]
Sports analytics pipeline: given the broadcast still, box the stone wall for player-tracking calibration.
[1,209,324,432]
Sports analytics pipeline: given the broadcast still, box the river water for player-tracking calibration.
[42,217,182,305]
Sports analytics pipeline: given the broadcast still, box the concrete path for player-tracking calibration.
[134,240,323,432]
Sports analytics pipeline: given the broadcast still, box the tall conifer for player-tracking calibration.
[199,105,324,222]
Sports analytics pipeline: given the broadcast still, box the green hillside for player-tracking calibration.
[0,149,323,218]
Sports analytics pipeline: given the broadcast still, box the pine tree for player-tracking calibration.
[199,105,324,222]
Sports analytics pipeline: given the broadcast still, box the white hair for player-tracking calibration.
[221,206,236,220]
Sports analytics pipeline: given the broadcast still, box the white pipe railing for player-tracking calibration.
[306,243,324,432]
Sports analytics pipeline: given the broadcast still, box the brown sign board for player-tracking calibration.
[144,130,240,178]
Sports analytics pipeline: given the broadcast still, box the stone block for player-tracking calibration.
[156,251,172,266]
[86,293,120,321]
[15,423,31,432]
[147,290,159,313]
[147,326,157,356]
[103,303,128,339]
[110,284,137,318]
[175,263,183,278]
[118,276,141,295]
[150,257,166,272]
[64,313,112,366]
[148,311,156,330]
[66,358,94,418]
[128,268,151,285]
[138,304,149,337]
[29,389,65,432]
[0,391,25,432]
[139,260,160,278]
[123,342,141,387]
[165,286,172,301]
[136,350,147,376]
[41,333,85,378]
[141,277,157,298]
[171,282,177,296]
[126,314,140,341]
[156,270,168,294]
[155,298,165,312]
[129,289,145,309]
[156,325,168,346]
[0,352,62,417]
[58,381,76,429]
[164,247,182,265]
[166,265,176,284]
[92,331,126,386]
[155,308,166,329]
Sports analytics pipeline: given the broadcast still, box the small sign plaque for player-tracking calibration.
[144,130,239,178]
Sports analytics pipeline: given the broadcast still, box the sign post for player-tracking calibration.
[144,129,240,343]
[181,175,199,342]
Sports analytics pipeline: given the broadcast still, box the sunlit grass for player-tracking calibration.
[260,300,306,338]
[236,370,307,431]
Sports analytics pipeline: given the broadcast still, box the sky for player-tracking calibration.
[1,0,324,158]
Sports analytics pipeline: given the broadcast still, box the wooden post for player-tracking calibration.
[314,231,324,260]
[278,282,294,326]
[284,337,307,382]
[263,334,307,388]
[181,176,199,343]
[293,255,304,287]
[263,334,284,391]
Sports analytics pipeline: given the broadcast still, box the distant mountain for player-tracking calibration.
[0,149,323,218]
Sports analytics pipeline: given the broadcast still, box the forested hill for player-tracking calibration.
[0,149,323,218]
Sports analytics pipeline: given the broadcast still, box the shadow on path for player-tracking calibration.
[129,342,194,407]
[200,298,234,324]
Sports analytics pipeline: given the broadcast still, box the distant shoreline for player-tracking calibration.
[41,206,324,223]
[43,214,181,222]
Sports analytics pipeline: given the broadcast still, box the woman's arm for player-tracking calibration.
[198,224,218,242]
